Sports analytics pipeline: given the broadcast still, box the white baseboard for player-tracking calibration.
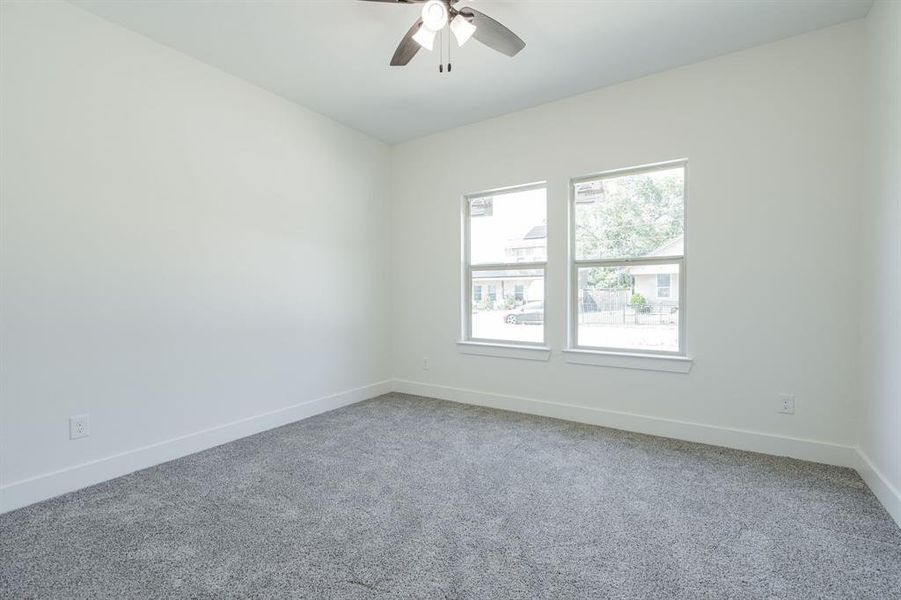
[855,448,901,528]
[393,380,901,526]
[7,378,897,531]
[392,379,860,469]
[0,380,392,514]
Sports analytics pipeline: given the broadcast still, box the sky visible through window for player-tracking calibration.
[470,188,546,265]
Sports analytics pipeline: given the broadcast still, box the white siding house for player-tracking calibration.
[629,235,682,308]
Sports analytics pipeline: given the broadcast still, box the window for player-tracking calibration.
[464,183,547,345]
[657,274,671,298]
[570,162,686,354]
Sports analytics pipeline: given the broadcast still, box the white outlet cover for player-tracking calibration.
[778,394,795,415]
[69,414,90,439]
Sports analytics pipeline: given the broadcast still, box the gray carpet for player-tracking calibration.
[1,393,899,599]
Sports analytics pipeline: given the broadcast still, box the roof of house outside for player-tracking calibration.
[630,234,684,275]
[523,224,546,240]
[648,234,684,257]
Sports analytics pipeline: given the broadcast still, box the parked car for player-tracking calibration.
[505,301,544,324]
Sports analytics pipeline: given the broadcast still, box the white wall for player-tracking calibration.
[859,0,901,523]
[391,23,865,459]
[0,1,391,510]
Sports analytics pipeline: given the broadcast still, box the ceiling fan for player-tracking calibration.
[361,0,525,70]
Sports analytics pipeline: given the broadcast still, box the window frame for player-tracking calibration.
[567,160,688,357]
[462,181,548,347]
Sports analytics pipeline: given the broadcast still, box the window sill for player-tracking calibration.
[562,349,693,373]
[457,341,551,361]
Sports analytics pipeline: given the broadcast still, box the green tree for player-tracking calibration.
[576,170,683,288]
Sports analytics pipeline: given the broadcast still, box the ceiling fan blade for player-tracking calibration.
[358,0,424,3]
[458,7,525,57]
[390,18,423,66]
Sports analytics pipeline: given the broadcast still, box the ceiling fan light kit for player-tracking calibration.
[363,0,525,72]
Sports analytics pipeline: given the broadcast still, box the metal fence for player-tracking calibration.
[580,289,678,326]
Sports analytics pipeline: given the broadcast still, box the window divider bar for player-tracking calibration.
[469,262,547,271]
[574,256,684,268]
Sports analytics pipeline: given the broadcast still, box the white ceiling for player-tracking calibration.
[72,0,872,144]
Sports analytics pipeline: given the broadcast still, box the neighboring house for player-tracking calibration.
[473,224,546,308]
[505,224,547,263]
[472,273,544,308]
[629,235,682,308]
[579,234,682,313]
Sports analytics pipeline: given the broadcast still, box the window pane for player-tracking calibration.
[577,264,679,352]
[656,274,671,298]
[469,187,546,265]
[574,166,684,261]
[472,269,543,343]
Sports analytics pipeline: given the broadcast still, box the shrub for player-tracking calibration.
[476,298,493,311]
[629,293,647,310]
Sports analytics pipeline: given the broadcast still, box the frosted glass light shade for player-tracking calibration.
[450,14,476,46]
[412,25,437,51]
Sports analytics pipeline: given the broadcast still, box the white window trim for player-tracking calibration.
[566,159,689,361]
[457,341,551,361]
[562,348,692,373]
[461,181,548,349]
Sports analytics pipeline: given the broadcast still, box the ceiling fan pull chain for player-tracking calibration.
[447,27,452,73]
[439,28,443,73]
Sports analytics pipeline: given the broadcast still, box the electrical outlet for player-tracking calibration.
[69,414,90,439]
[422,356,430,371]
[778,394,795,415]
